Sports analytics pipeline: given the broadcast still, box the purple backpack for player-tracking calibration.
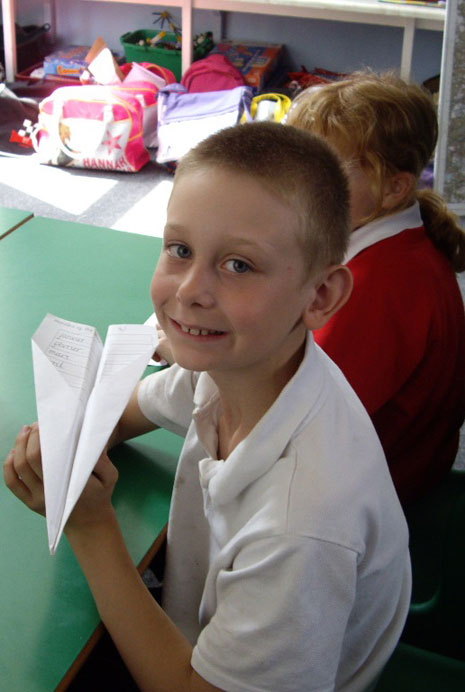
[181,54,245,93]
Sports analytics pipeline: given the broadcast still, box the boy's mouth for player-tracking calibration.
[172,318,225,337]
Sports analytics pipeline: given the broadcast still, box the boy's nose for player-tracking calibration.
[176,265,215,309]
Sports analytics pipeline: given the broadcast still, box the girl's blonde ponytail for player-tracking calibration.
[417,188,465,272]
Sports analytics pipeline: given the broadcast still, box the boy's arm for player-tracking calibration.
[108,382,159,448]
[66,492,222,692]
[5,427,222,692]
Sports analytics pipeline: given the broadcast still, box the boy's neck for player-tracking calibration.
[210,339,306,460]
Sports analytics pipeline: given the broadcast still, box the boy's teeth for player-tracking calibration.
[181,324,217,336]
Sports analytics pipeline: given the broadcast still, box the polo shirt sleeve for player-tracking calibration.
[191,534,357,692]
[138,364,197,437]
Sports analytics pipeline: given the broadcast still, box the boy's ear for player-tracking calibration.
[382,171,416,211]
[303,265,353,331]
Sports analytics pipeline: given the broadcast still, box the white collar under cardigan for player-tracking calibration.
[345,202,423,263]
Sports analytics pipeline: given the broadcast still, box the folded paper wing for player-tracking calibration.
[32,314,102,553]
[54,325,158,552]
[31,342,87,552]
[31,315,158,554]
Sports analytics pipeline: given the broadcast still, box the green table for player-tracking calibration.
[0,217,183,691]
[0,206,33,238]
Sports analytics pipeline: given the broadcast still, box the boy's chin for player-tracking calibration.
[171,351,210,372]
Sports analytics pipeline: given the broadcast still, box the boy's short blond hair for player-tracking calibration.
[175,121,350,274]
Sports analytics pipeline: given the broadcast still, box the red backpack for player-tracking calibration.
[181,54,245,92]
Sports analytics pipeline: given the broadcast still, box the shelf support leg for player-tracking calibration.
[2,0,17,82]
[181,0,193,77]
[400,18,415,80]
[44,0,57,46]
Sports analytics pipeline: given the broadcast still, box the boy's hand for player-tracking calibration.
[4,423,119,530]
[4,423,45,515]
[65,452,119,532]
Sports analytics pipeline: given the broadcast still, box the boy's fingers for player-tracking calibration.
[4,449,21,489]
[13,425,32,477]
[4,449,37,504]
[26,426,43,480]
[5,424,46,515]
[14,454,43,497]
[15,424,31,448]
[13,425,42,485]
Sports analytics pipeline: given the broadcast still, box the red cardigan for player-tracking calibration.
[315,225,465,505]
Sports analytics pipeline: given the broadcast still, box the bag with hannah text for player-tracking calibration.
[33,84,152,172]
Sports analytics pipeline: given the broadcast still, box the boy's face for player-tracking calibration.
[151,166,316,379]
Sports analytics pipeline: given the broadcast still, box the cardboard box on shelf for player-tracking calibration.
[43,45,91,78]
[211,41,284,92]
[42,38,124,82]
[16,62,81,85]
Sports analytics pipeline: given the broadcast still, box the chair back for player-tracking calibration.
[402,468,465,660]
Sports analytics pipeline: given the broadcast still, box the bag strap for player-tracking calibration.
[240,87,253,123]
[39,98,114,160]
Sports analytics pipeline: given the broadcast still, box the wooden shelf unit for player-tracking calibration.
[2,0,445,82]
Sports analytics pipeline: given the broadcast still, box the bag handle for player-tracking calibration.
[250,93,292,122]
[44,99,114,161]
[241,89,253,123]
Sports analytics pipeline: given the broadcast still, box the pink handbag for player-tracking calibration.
[33,84,151,172]
[180,54,245,93]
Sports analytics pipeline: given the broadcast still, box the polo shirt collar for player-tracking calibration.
[345,202,422,262]
[193,334,327,506]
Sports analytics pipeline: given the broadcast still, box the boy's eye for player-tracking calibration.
[167,243,191,259]
[224,259,251,274]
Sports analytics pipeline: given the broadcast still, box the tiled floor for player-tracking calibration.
[0,154,173,235]
[111,178,173,237]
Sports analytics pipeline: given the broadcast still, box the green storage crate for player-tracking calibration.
[120,29,211,81]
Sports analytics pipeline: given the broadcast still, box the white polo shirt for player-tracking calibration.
[138,335,411,692]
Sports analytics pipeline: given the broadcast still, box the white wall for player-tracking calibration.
[223,12,443,83]
[15,0,443,84]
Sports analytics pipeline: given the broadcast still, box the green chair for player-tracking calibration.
[374,468,465,690]
[401,468,465,660]
[375,641,465,691]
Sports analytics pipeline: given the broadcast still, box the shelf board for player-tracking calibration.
[86,0,445,31]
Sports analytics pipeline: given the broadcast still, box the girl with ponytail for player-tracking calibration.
[288,70,465,505]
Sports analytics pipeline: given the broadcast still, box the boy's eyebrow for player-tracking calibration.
[163,223,185,234]
[164,224,275,253]
[223,236,272,251]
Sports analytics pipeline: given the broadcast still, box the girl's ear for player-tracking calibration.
[382,171,416,211]
[303,265,353,331]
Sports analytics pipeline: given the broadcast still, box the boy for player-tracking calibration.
[5,122,410,691]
